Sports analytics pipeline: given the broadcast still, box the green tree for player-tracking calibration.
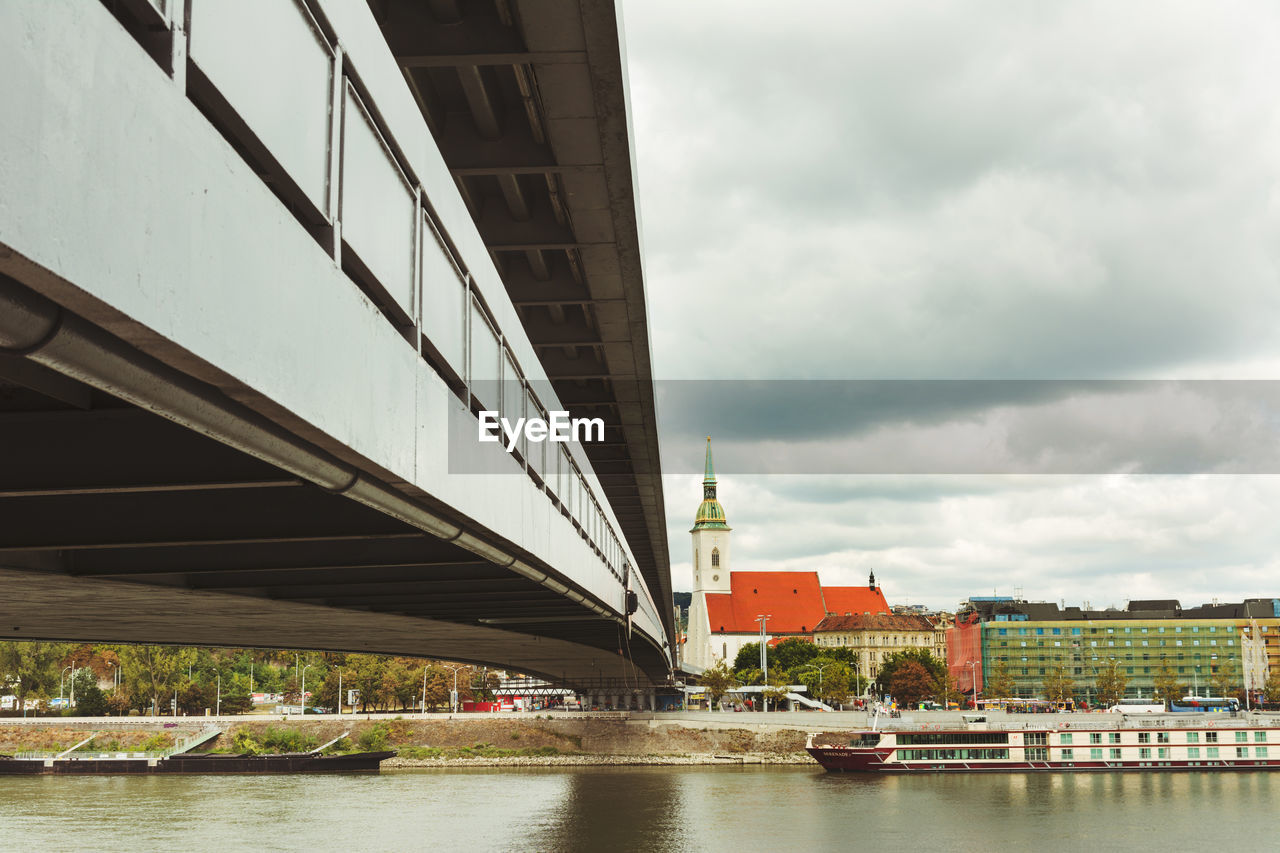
[700,661,737,710]
[762,670,790,711]
[1094,663,1128,707]
[71,667,108,716]
[1211,657,1240,699]
[769,638,819,672]
[118,645,198,716]
[347,654,388,712]
[733,642,765,675]
[1042,665,1074,705]
[1263,667,1280,705]
[887,660,936,707]
[983,660,1016,700]
[0,641,72,715]
[1152,659,1183,707]
[935,668,965,709]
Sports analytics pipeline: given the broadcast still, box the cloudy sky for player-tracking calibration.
[621,0,1280,608]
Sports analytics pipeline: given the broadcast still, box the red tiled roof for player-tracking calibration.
[812,612,935,633]
[820,586,890,618]
[704,572,890,634]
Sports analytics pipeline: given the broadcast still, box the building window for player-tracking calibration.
[711,548,719,568]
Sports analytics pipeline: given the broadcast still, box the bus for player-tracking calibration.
[1168,696,1239,713]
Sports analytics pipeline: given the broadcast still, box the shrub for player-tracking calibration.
[357,723,390,752]
[261,727,318,753]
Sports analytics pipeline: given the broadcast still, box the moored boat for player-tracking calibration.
[0,750,395,775]
[806,713,1280,773]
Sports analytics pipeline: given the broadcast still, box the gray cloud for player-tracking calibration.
[624,0,1280,607]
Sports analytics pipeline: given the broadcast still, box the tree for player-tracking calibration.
[887,660,936,707]
[1211,657,1240,699]
[1094,663,1128,708]
[817,662,854,706]
[1152,659,1183,707]
[117,645,198,716]
[769,638,819,672]
[877,649,948,692]
[1263,667,1280,705]
[0,641,72,715]
[1042,665,1074,705]
[347,654,388,712]
[762,670,790,711]
[935,668,965,709]
[982,660,1016,700]
[71,667,108,716]
[700,661,737,710]
[733,642,764,675]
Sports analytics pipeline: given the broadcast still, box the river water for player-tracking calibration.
[3,766,1276,851]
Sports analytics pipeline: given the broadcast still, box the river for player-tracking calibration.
[3,766,1276,851]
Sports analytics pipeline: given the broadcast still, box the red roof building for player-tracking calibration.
[704,571,890,636]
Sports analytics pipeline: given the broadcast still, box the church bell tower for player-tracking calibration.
[686,437,730,670]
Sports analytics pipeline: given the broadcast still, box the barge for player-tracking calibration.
[806,713,1280,773]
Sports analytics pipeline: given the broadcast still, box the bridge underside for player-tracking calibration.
[0,343,663,687]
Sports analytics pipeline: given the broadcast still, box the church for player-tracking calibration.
[683,438,891,671]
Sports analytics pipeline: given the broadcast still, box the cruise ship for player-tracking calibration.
[806,714,1280,773]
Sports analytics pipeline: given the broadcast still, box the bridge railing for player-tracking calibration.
[61,0,666,650]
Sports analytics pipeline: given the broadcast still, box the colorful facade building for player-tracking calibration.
[951,597,1280,703]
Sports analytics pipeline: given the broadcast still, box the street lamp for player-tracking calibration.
[59,666,72,703]
[965,660,981,709]
[215,672,221,717]
[443,664,467,714]
[755,614,771,713]
[300,664,312,715]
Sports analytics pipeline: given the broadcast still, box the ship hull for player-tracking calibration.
[0,751,395,775]
[806,747,1280,773]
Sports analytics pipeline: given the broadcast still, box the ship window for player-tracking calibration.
[1187,747,1200,758]
[1158,748,1170,759]
[1090,733,1102,744]
[1091,748,1103,759]
[1236,731,1248,743]
[1256,732,1267,743]
[1206,732,1218,743]
[1157,732,1170,743]
[1108,733,1121,744]
[1060,748,1074,759]
[1060,733,1073,745]
[1186,732,1199,743]
[1206,747,1219,758]
[1139,748,1152,759]
[1258,747,1269,758]
[1110,749,1122,760]
[1138,732,1151,743]
[1236,747,1249,758]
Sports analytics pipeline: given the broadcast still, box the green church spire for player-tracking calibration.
[692,436,729,530]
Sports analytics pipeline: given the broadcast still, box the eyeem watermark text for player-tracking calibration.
[479,411,604,452]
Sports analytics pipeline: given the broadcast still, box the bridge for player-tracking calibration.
[0,0,672,690]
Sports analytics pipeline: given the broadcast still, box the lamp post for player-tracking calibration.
[422,666,428,714]
[300,664,312,715]
[59,665,72,703]
[443,665,466,714]
[755,614,771,713]
[215,672,221,717]
[967,660,981,709]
